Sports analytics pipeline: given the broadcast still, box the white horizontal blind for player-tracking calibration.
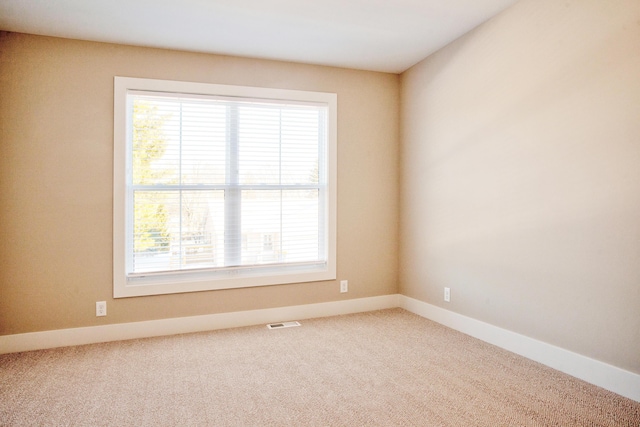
[126,91,327,277]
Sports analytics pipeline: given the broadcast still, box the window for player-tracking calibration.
[113,77,337,298]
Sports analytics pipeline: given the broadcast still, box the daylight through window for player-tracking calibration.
[113,78,336,297]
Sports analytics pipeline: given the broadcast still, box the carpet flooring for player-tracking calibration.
[1,308,639,426]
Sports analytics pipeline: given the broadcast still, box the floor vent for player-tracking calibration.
[267,321,301,329]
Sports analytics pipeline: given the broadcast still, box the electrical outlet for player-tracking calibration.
[444,287,450,302]
[340,280,348,293]
[96,301,107,317]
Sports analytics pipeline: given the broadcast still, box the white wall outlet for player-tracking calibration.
[444,287,450,302]
[340,280,348,293]
[96,301,107,317]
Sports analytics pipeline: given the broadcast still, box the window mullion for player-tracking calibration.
[125,96,135,275]
[279,109,283,261]
[179,102,184,270]
[317,108,327,261]
[225,103,241,267]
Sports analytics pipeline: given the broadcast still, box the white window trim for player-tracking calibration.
[113,77,337,298]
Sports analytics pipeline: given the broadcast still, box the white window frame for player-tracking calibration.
[113,77,337,298]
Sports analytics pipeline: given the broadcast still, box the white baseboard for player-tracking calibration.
[2,293,637,403]
[399,295,640,403]
[0,294,400,355]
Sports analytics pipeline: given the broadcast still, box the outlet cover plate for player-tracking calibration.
[96,301,107,317]
[340,280,348,293]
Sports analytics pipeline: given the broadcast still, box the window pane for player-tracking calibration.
[238,106,280,185]
[132,190,225,273]
[240,190,321,266]
[132,190,173,273]
[181,102,227,185]
[180,190,225,269]
[132,100,179,186]
[281,108,321,185]
[282,190,319,263]
[133,97,228,186]
[241,190,281,265]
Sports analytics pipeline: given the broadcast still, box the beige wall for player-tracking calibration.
[400,0,640,373]
[2,0,638,378]
[0,32,400,335]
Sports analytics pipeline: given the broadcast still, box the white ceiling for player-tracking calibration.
[0,0,520,73]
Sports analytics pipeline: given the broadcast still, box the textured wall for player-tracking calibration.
[0,32,400,334]
[400,0,640,373]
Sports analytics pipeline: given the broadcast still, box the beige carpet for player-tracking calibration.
[1,308,638,426]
